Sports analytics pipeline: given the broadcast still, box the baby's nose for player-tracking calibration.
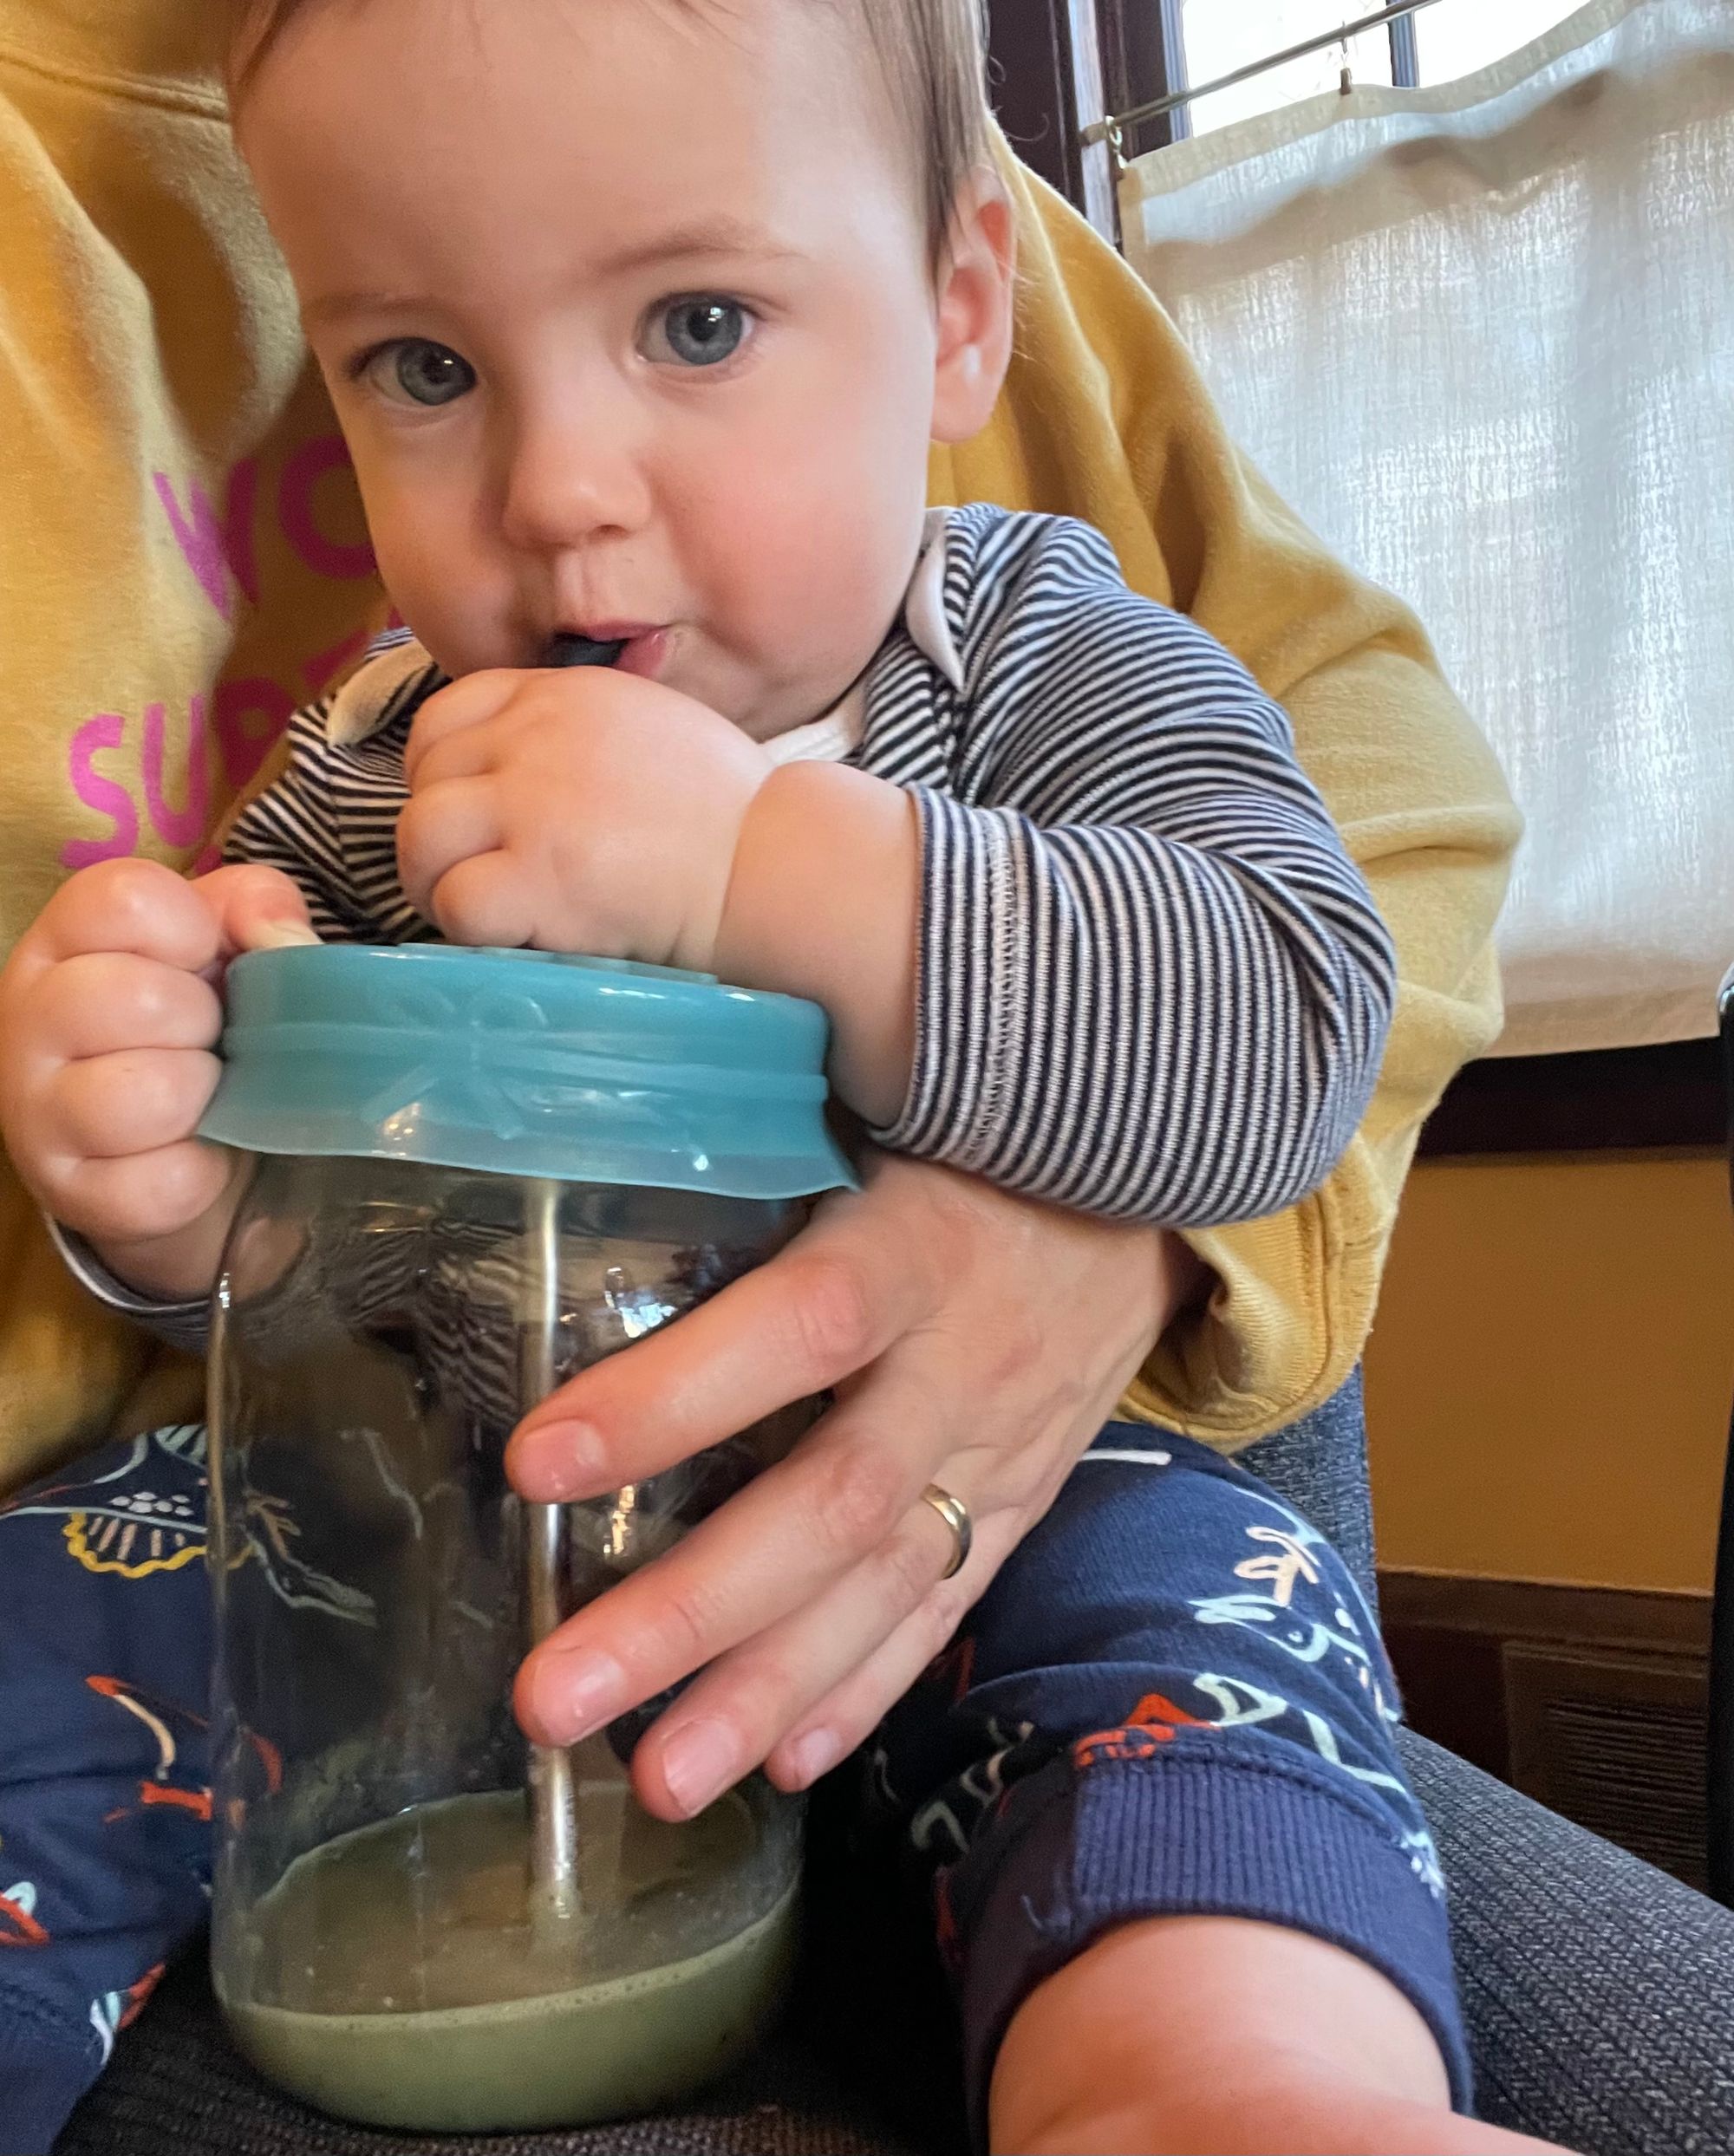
[499,420,652,552]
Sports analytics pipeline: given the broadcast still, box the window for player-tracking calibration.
[1411,0,1589,85]
[980,0,1592,236]
[1175,2,1586,136]
[1182,3,1396,135]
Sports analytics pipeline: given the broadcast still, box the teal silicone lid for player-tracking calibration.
[197,944,857,1200]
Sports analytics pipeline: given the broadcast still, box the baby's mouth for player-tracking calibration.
[540,625,671,681]
[542,631,624,668]
[613,628,671,681]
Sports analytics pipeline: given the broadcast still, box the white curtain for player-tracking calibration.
[1120,0,1734,1056]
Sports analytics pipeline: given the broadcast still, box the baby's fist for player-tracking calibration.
[0,858,316,1278]
[398,666,771,968]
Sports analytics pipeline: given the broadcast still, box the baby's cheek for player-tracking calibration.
[366,507,513,677]
[740,490,913,674]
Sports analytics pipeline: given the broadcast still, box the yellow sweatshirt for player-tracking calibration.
[0,0,1520,1489]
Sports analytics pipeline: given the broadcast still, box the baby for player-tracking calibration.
[0,0,1570,2150]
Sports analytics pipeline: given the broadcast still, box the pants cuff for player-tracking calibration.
[953,1742,1471,2142]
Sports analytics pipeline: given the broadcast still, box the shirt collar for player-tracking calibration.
[763,512,962,769]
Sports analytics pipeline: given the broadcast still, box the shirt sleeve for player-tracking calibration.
[875,515,1397,1229]
[218,640,438,938]
[42,1215,211,1358]
[221,700,357,940]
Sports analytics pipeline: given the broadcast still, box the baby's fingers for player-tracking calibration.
[191,863,320,959]
[403,669,525,785]
[24,953,222,1064]
[49,1137,238,1247]
[20,857,230,980]
[13,861,315,1003]
[49,1047,224,1163]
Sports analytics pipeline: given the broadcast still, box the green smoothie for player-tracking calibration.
[218,1784,799,2131]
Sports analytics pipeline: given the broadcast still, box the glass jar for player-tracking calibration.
[200,945,851,2133]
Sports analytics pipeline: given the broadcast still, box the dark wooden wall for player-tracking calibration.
[983,0,1113,231]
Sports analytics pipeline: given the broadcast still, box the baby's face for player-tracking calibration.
[240,0,1012,738]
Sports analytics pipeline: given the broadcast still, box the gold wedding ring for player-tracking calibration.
[920,1482,973,1581]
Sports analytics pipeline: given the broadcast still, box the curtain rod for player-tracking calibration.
[1081,0,1450,150]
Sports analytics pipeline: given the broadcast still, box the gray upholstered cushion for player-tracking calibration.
[1403,1728,1734,2155]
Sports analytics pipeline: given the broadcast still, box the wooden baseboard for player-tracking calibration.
[1417,1036,1724,1156]
[1379,1570,1711,1888]
[1379,1570,1711,1651]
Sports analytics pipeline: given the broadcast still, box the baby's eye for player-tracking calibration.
[641,297,753,369]
[361,340,477,407]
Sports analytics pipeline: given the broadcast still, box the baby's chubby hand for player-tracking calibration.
[397,666,772,969]
[0,859,318,1294]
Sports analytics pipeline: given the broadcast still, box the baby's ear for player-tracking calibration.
[929,167,1016,445]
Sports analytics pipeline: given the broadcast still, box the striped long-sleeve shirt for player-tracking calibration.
[225,502,1395,1230]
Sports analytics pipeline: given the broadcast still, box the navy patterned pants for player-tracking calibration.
[0,1420,1466,2151]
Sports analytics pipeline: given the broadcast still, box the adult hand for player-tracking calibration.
[509,1150,1205,1822]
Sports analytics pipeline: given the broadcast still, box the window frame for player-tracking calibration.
[985,3,1427,227]
[1124,3,1426,120]
[982,0,1117,235]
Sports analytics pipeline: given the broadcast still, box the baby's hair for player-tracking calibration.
[226,0,992,262]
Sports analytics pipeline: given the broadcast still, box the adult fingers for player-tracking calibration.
[628,1462,1011,1819]
[763,1534,1022,1792]
[513,1358,970,1751]
[507,1182,932,1502]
